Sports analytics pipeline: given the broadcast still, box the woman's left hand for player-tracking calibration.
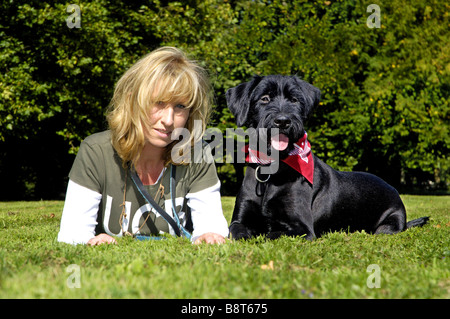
[87,233,117,246]
[194,232,227,245]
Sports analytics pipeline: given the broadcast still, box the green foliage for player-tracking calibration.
[0,0,448,199]
[0,196,449,298]
[1,1,158,147]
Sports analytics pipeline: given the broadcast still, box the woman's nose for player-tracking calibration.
[161,104,175,126]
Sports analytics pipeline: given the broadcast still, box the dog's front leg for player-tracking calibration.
[229,186,266,240]
[229,166,268,240]
[264,191,316,240]
[229,198,266,240]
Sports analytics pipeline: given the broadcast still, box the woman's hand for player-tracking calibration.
[87,233,117,246]
[194,232,227,245]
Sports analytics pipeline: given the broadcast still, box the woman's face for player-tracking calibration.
[144,100,190,149]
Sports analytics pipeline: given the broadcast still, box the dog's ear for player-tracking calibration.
[293,76,321,119]
[226,75,263,127]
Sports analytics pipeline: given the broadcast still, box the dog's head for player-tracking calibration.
[226,75,321,158]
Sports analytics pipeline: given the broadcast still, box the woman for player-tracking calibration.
[58,47,229,245]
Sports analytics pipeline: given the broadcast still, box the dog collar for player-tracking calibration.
[245,132,314,184]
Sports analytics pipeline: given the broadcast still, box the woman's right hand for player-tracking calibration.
[87,233,117,246]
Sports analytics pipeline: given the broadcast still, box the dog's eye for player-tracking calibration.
[259,95,270,104]
[291,97,299,103]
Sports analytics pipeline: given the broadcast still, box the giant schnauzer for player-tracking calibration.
[226,75,429,240]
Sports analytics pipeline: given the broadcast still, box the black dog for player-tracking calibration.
[226,75,429,240]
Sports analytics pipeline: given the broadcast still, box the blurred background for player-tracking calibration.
[0,0,448,200]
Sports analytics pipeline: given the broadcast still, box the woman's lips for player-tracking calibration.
[154,128,173,138]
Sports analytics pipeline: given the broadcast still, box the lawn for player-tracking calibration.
[0,195,448,299]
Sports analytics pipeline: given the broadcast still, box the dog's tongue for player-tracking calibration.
[271,134,289,151]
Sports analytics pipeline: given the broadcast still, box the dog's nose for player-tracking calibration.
[274,116,291,129]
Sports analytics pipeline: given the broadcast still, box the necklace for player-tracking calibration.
[119,166,167,237]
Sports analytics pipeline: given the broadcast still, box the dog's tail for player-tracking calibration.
[406,216,430,229]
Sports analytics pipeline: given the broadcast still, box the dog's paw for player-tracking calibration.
[230,223,252,240]
[231,231,252,240]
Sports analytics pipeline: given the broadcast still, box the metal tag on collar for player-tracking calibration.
[255,166,271,183]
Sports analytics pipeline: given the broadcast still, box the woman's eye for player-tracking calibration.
[175,104,187,109]
[260,95,270,103]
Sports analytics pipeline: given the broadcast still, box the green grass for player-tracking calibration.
[0,195,449,299]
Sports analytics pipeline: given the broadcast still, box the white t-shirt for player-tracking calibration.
[57,130,229,244]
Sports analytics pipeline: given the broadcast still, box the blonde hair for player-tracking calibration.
[106,47,212,167]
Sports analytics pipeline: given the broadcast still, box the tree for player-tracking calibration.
[0,0,447,199]
[0,0,159,199]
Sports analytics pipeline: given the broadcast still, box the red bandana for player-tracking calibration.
[245,132,314,184]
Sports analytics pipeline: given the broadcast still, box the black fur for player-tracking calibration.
[226,75,429,240]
